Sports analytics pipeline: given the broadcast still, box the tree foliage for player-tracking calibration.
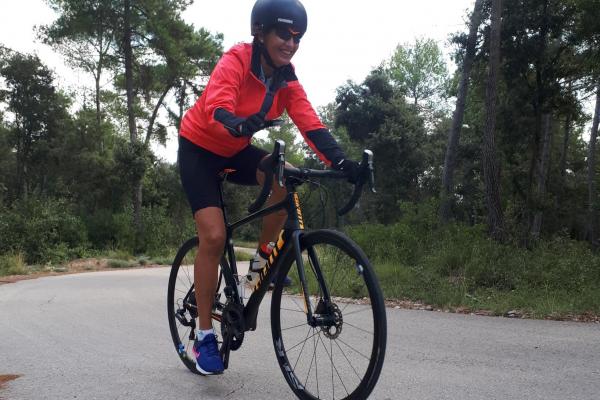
[388,38,450,108]
[4,0,600,264]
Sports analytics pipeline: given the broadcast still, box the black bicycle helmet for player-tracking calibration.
[251,0,308,37]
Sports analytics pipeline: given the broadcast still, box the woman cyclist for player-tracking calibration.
[178,0,359,375]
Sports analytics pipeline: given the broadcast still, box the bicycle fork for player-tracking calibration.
[290,231,335,328]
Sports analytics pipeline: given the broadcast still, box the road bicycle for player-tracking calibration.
[167,140,387,400]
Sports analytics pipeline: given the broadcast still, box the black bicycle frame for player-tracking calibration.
[217,177,329,332]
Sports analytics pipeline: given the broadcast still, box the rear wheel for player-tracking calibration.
[167,237,228,374]
[271,230,387,400]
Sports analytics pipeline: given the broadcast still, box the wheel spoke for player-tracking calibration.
[317,331,350,397]
[333,336,363,381]
[175,288,188,296]
[294,326,313,370]
[304,328,317,388]
[313,328,319,398]
[341,305,372,316]
[290,296,306,313]
[280,307,307,314]
[330,334,335,400]
[271,232,385,400]
[281,322,309,332]
[344,321,374,336]
[336,337,371,361]
[286,329,320,353]
[183,263,193,286]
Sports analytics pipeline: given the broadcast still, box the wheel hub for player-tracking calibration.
[321,303,343,339]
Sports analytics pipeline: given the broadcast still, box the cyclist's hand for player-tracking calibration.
[334,159,361,184]
[242,112,267,134]
[229,112,266,137]
[215,108,267,138]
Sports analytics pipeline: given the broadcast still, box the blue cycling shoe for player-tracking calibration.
[192,333,224,375]
[270,275,293,289]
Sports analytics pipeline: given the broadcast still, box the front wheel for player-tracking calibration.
[271,230,387,400]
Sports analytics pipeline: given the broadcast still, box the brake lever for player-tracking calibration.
[276,141,286,188]
[336,149,374,217]
[248,139,286,213]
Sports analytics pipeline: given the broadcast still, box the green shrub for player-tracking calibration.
[348,223,424,265]
[149,256,174,265]
[234,251,254,262]
[104,249,134,261]
[137,255,150,265]
[0,198,88,264]
[137,206,176,254]
[85,205,194,254]
[0,252,27,276]
[346,215,600,315]
[107,259,137,268]
[84,208,134,250]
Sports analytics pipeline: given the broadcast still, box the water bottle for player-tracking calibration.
[236,280,246,300]
[245,241,275,289]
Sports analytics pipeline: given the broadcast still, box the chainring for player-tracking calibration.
[220,301,246,351]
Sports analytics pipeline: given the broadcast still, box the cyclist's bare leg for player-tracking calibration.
[193,207,226,330]
[256,163,289,244]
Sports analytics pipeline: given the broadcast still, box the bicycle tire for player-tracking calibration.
[167,236,227,374]
[270,229,387,400]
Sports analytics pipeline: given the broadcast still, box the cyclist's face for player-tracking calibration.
[262,27,300,67]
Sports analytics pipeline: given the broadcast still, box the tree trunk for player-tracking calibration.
[439,0,484,222]
[177,83,186,132]
[556,112,572,208]
[482,0,504,241]
[123,0,137,144]
[144,84,171,146]
[15,119,29,201]
[95,22,104,131]
[587,84,600,247]
[525,0,550,242]
[123,0,143,242]
[531,113,553,239]
[560,116,571,179]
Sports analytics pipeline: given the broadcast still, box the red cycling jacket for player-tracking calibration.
[180,42,344,166]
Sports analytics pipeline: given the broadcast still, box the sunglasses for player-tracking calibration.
[274,25,303,44]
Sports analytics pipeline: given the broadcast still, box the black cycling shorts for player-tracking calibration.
[178,136,268,215]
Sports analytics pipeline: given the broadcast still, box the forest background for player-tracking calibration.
[1,0,600,320]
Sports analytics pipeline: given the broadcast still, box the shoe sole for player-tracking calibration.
[193,348,224,376]
[196,362,224,376]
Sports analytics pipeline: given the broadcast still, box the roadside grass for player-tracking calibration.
[0,252,80,276]
[280,209,600,319]
[106,259,138,269]
[143,249,253,267]
[283,252,599,319]
[233,240,258,249]
[234,251,254,262]
[149,255,175,265]
[0,252,27,276]
[3,214,599,322]
[346,221,600,319]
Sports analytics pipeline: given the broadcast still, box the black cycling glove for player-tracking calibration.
[333,159,361,184]
[214,108,266,137]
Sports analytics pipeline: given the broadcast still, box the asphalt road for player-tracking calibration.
[1,268,599,400]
